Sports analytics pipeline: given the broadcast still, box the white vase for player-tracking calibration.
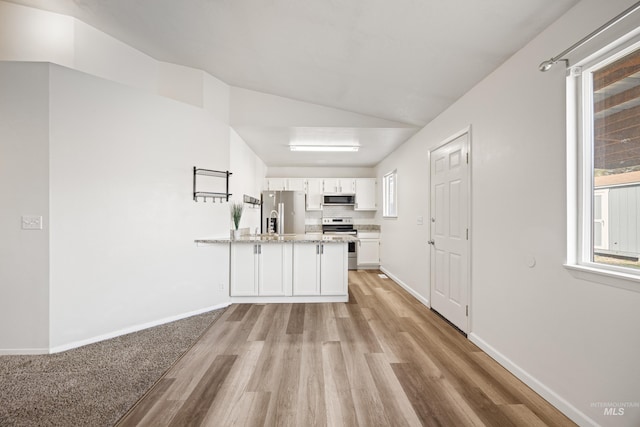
[233,229,241,239]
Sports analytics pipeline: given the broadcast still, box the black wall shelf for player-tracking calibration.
[193,167,232,202]
[243,194,262,206]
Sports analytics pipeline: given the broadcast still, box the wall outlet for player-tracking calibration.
[22,215,43,230]
[218,282,225,291]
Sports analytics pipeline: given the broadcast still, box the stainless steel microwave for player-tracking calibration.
[323,194,355,206]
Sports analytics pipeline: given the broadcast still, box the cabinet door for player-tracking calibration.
[357,239,380,265]
[267,178,287,191]
[320,243,347,295]
[355,178,377,210]
[258,244,287,296]
[286,178,306,192]
[340,178,356,194]
[323,178,339,194]
[306,178,323,211]
[231,244,258,296]
[293,243,320,295]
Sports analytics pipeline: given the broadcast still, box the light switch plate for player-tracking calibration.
[22,215,43,230]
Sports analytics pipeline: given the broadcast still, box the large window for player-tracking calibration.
[570,36,640,284]
[383,170,397,218]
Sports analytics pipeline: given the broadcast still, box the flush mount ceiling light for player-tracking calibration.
[289,145,359,152]
[289,128,360,153]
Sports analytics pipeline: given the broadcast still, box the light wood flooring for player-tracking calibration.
[117,270,575,426]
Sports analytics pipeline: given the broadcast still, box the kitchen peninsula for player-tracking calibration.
[195,234,355,303]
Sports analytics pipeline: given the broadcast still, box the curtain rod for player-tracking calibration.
[539,1,640,71]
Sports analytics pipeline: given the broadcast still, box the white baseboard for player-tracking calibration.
[468,333,598,427]
[231,295,348,303]
[380,266,430,308]
[0,347,50,355]
[47,302,231,354]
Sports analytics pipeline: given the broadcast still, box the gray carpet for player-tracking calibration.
[0,308,225,427]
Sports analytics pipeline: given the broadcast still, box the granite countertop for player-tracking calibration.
[195,233,358,244]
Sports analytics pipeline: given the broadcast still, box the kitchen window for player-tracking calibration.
[567,34,640,291]
[383,169,397,218]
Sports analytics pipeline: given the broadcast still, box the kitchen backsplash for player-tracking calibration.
[305,205,376,225]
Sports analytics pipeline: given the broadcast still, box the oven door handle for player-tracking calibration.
[323,232,357,235]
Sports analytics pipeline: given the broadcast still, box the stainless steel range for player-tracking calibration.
[322,217,357,270]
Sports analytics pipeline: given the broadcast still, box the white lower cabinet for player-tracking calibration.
[320,243,347,295]
[230,243,292,296]
[231,243,258,296]
[293,243,347,296]
[292,243,320,295]
[357,232,380,267]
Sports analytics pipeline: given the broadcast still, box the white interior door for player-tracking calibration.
[430,131,470,333]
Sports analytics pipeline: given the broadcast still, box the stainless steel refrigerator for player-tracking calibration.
[261,191,306,234]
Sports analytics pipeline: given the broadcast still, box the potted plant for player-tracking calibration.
[230,202,244,239]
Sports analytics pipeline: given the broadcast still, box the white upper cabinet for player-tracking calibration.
[355,178,377,211]
[264,178,287,191]
[264,178,306,192]
[342,178,356,194]
[322,178,339,194]
[263,177,376,210]
[306,178,323,211]
[323,178,355,194]
[287,178,306,192]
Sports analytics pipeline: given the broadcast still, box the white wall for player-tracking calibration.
[229,128,266,232]
[376,147,431,298]
[0,1,74,68]
[203,72,231,123]
[0,62,50,353]
[73,19,158,92]
[0,1,252,353]
[376,0,640,426]
[0,1,219,109]
[47,64,232,349]
[157,62,204,107]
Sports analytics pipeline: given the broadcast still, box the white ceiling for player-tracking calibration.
[6,0,580,167]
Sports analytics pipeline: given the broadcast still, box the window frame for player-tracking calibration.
[382,169,397,218]
[566,31,640,292]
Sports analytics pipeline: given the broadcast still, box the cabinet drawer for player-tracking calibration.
[357,232,380,239]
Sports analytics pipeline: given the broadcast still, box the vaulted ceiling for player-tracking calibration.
[6,0,580,166]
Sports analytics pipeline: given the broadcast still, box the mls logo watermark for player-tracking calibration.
[603,407,624,416]
[591,401,639,416]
